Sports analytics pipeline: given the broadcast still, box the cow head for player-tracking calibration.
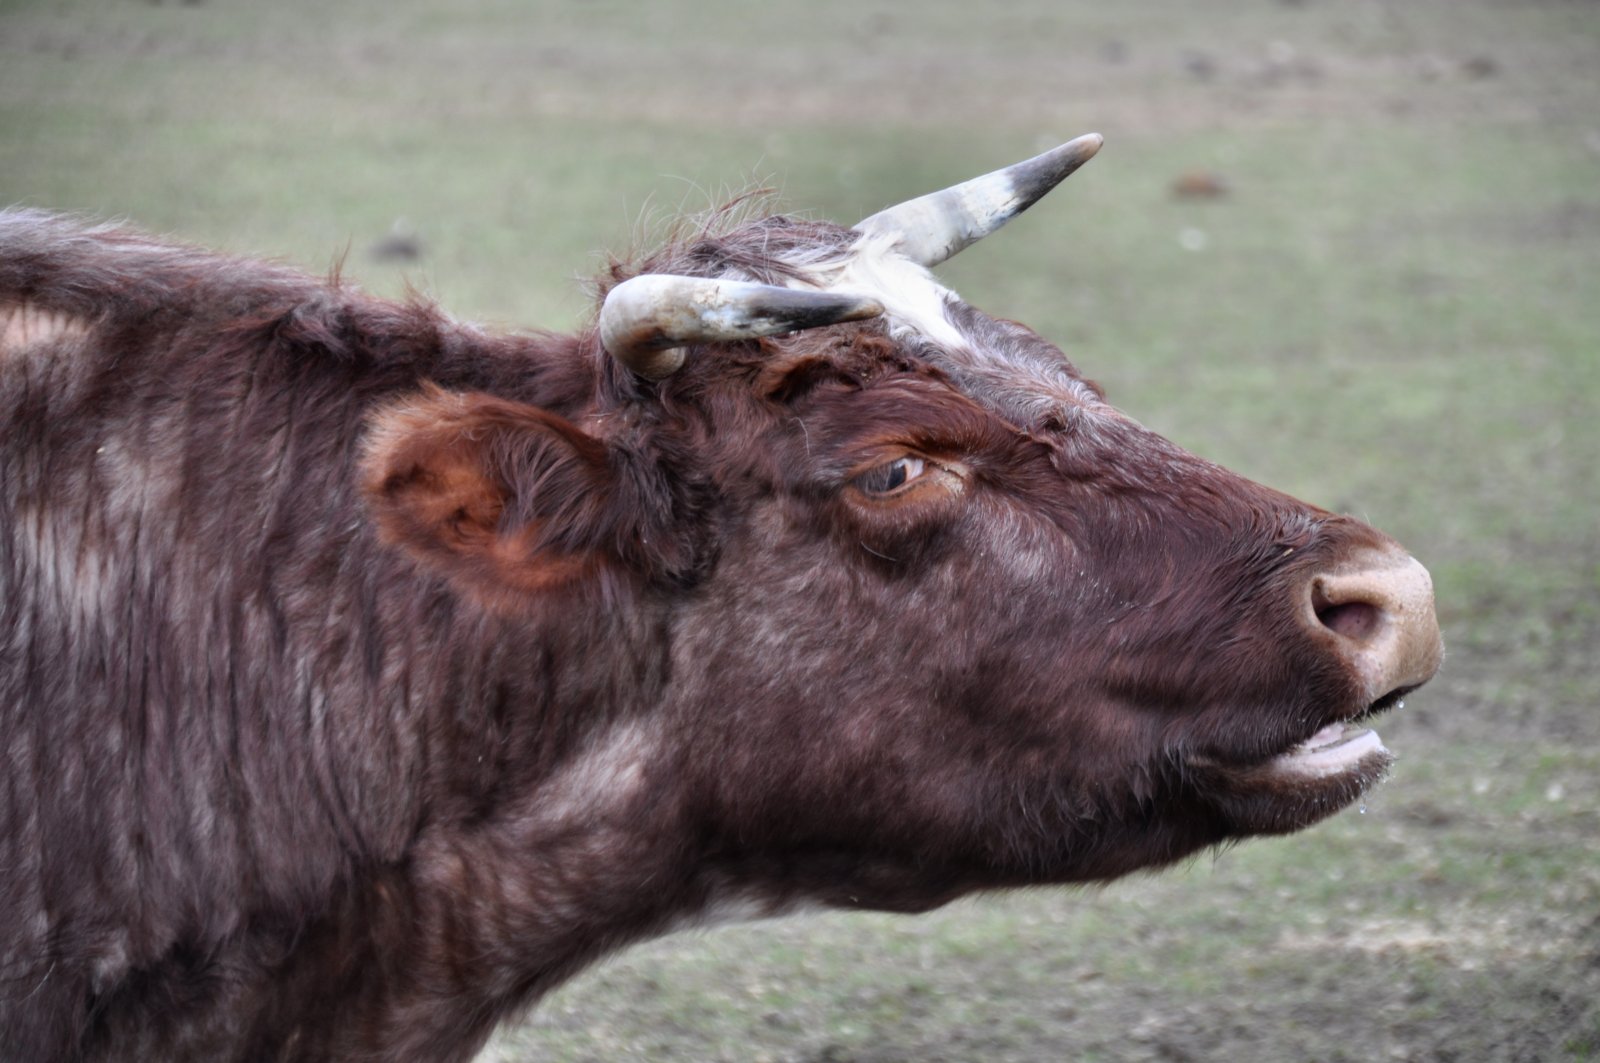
[363,135,1442,919]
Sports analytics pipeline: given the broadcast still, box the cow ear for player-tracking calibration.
[362,386,648,603]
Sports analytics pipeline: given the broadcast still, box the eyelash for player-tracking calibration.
[852,455,927,496]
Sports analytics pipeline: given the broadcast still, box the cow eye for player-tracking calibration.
[853,456,926,496]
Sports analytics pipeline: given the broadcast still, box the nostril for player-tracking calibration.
[1304,550,1443,699]
[1311,577,1387,643]
[1316,600,1382,642]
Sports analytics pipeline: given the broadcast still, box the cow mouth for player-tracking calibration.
[1265,720,1388,779]
[1190,687,1413,834]
[1265,685,1410,781]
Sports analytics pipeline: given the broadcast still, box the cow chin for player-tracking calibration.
[1194,726,1396,836]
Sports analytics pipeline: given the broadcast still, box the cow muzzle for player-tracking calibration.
[1241,544,1443,790]
[1190,543,1443,833]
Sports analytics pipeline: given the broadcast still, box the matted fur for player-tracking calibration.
[1,204,1435,1062]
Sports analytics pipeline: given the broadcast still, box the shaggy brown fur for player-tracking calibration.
[1,206,1433,1061]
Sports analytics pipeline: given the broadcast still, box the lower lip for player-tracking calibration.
[1268,726,1387,779]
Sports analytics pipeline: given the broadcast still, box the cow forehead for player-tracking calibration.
[792,233,1104,428]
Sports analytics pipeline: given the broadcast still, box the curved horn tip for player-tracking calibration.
[1042,131,1104,176]
[853,132,1106,268]
[1074,132,1105,154]
[1005,131,1105,205]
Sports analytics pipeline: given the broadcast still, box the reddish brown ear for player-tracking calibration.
[362,386,624,604]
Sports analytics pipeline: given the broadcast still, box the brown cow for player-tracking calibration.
[0,135,1441,1061]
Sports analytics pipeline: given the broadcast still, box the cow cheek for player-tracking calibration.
[669,505,1144,876]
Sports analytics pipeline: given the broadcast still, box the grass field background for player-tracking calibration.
[3,0,1597,1059]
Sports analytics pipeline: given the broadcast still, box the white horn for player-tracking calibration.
[854,133,1104,267]
[600,275,883,380]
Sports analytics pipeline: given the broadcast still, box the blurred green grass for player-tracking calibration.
[3,0,1597,1060]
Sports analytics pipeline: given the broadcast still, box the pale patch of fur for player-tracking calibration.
[796,230,969,351]
[88,929,132,993]
[533,721,658,829]
[10,435,170,639]
[12,505,104,633]
[981,506,1057,585]
[664,890,820,935]
[0,301,90,362]
[795,235,1106,429]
